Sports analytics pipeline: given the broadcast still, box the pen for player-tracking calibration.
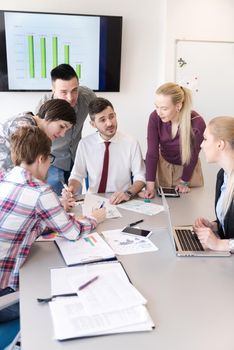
[99,201,105,208]
[78,275,99,291]
[129,219,144,227]
[62,182,69,191]
[37,293,77,303]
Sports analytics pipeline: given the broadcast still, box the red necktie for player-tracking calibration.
[98,142,110,193]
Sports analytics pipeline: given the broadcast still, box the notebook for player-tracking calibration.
[160,188,231,257]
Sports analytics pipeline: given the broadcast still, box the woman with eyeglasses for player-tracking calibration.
[0,126,106,323]
[0,98,76,172]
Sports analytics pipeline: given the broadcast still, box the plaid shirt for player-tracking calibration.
[0,167,97,290]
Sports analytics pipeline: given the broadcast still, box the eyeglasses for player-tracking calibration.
[49,154,55,164]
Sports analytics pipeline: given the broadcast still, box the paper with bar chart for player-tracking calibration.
[4,12,100,90]
[55,232,115,266]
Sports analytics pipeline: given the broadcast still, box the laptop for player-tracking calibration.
[160,188,231,257]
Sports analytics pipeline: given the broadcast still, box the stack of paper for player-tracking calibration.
[49,261,154,340]
[55,232,116,266]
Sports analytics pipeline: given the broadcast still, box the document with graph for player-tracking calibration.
[55,232,116,266]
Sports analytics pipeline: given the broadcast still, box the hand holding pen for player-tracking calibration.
[61,182,76,211]
[90,202,106,224]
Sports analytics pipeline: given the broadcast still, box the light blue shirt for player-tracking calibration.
[216,171,228,233]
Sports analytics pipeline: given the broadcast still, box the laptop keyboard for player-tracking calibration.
[175,229,204,251]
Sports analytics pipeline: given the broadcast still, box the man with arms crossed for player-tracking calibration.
[36,63,96,195]
[65,97,145,205]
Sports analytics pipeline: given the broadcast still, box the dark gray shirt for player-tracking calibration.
[36,86,96,171]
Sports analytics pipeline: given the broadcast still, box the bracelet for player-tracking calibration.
[179,180,189,187]
[125,190,134,200]
[228,239,234,253]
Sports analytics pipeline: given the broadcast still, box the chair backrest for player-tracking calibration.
[0,291,20,349]
[0,318,20,349]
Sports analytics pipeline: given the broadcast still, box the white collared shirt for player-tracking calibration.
[70,131,146,193]
[216,171,228,233]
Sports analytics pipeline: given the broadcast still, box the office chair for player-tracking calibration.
[0,291,20,350]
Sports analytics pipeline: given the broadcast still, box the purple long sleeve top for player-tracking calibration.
[145,110,206,182]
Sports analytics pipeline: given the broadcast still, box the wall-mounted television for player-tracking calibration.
[0,10,122,92]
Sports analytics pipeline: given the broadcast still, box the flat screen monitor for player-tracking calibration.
[0,10,122,92]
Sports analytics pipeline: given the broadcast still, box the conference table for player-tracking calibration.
[19,187,234,350]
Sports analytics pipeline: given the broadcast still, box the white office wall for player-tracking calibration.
[0,0,166,155]
[165,0,234,186]
[0,0,233,185]
[165,0,234,82]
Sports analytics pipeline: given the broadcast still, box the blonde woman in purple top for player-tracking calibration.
[140,82,206,198]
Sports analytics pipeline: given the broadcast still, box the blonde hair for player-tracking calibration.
[156,82,193,164]
[208,116,234,216]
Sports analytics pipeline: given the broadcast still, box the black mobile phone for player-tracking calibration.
[157,187,180,197]
[122,226,152,238]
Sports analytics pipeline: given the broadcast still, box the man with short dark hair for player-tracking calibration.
[66,97,146,205]
[36,64,96,195]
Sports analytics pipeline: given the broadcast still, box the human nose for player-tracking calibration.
[156,107,161,116]
[65,93,72,104]
[59,129,67,137]
[106,118,112,126]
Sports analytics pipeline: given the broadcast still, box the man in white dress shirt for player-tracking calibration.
[67,97,145,205]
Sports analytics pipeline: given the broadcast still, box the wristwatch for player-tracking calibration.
[125,190,134,200]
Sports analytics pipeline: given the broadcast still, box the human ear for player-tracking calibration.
[38,155,46,164]
[176,102,182,112]
[218,140,225,150]
[90,120,96,129]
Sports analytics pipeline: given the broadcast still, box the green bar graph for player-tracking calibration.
[52,37,58,68]
[64,45,70,64]
[76,64,81,79]
[40,37,46,78]
[28,35,35,78]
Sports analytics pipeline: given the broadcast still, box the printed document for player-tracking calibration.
[49,261,154,339]
[55,232,115,266]
[82,193,122,218]
[117,199,164,216]
[102,229,158,255]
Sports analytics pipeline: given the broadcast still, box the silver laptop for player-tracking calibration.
[160,188,231,257]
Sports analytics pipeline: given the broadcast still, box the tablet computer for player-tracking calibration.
[157,187,180,197]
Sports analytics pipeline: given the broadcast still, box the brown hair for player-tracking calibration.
[37,99,76,125]
[88,97,114,121]
[11,126,51,166]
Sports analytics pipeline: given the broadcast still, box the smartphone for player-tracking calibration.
[157,187,180,197]
[122,226,152,238]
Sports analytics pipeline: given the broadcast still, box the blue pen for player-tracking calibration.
[99,201,105,208]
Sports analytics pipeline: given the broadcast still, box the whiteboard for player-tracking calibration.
[175,40,234,122]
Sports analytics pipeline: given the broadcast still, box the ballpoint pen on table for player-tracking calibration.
[99,201,105,208]
[78,275,99,291]
[37,292,78,303]
[129,219,144,227]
